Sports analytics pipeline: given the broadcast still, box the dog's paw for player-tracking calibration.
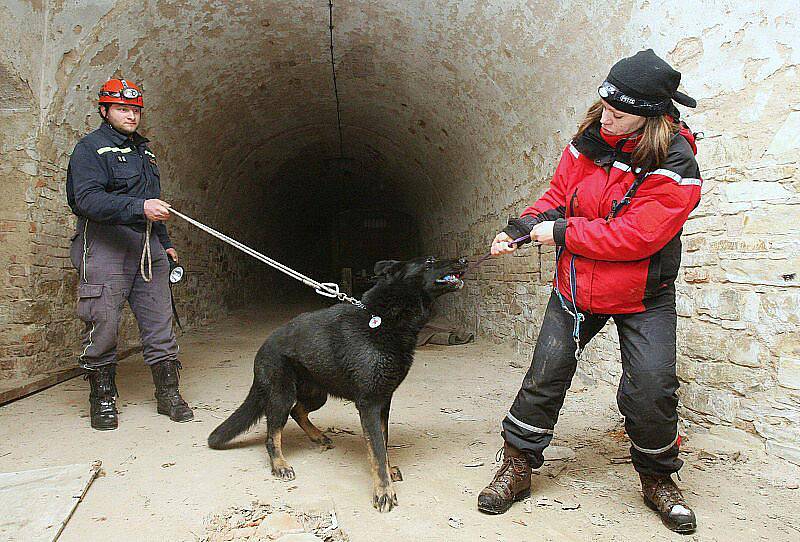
[373,485,398,513]
[390,466,403,482]
[316,434,335,450]
[271,465,296,481]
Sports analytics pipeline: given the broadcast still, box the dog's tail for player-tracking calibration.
[208,383,266,449]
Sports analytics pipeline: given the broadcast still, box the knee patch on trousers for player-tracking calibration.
[617,372,679,426]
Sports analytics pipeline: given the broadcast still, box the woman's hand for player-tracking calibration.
[530,221,556,246]
[491,232,518,256]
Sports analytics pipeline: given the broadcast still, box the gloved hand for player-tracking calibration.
[502,216,540,245]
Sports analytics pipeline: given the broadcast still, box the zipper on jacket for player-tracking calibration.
[599,166,612,218]
[600,138,631,218]
[569,190,578,218]
[138,146,150,194]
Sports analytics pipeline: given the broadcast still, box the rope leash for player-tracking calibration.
[161,211,562,339]
[140,220,153,282]
[167,209,381,327]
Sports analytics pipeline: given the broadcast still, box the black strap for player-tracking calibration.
[606,169,648,220]
[169,284,183,331]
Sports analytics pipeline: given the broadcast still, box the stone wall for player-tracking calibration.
[0,1,56,379]
[0,0,797,463]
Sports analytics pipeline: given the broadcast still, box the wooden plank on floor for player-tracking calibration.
[0,461,102,542]
[0,346,143,405]
[0,368,84,406]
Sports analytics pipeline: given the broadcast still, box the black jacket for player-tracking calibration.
[66,122,172,249]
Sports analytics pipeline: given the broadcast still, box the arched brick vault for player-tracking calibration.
[1,1,799,463]
[36,0,637,312]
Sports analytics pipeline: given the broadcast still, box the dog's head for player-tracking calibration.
[373,256,468,298]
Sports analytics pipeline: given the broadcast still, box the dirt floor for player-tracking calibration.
[2,303,799,541]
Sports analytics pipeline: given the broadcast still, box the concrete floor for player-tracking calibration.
[1,304,799,541]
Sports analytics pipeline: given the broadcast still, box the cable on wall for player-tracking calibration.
[328,1,345,158]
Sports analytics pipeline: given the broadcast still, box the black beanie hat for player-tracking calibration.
[598,49,697,117]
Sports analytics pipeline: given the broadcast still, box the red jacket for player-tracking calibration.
[513,123,701,314]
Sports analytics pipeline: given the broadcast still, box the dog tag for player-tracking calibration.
[369,315,382,328]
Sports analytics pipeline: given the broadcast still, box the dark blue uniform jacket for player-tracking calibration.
[66,122,172,249]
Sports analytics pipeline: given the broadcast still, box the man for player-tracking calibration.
[66,78,193,430]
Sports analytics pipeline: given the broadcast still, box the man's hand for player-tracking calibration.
[531,221,556,246]
[144,199,171,221]
[165,248,178,262]
[491,232,519,256]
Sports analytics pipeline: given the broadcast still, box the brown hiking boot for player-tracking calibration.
[477,443,531,514]
[640,473,697,533]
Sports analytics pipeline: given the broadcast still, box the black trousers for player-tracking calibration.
[502,288,683,476]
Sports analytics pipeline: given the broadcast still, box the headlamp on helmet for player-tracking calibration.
[98,78,144,107]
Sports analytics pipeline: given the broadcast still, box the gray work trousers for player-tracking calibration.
[70,219,178,369]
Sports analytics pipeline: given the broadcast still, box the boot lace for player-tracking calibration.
[490,447,528,487]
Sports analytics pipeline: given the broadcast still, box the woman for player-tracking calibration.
[477,49,701,534]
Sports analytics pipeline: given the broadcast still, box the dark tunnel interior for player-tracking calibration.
[252,153,421,300]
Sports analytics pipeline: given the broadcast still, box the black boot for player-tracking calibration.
[150,359,193,422]
[640,473,697,533]
[86,365,118,431]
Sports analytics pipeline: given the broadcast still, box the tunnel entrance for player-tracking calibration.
[331,208,418,296]
[3,0,533,393]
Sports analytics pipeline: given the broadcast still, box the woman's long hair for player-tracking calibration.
[574,100,679,172]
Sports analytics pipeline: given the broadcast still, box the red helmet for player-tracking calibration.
[98,78,144,108]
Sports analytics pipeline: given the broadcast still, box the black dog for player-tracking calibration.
[208,256,468,512]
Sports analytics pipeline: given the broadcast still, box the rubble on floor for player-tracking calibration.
[198,500,347,542]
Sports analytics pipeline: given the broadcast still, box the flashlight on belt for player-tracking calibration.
[168,255,184,284]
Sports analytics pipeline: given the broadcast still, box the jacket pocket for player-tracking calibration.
[108,160,140,191]
[77,283,106,323]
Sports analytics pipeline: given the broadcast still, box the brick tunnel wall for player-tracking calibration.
[1,1,798,464]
